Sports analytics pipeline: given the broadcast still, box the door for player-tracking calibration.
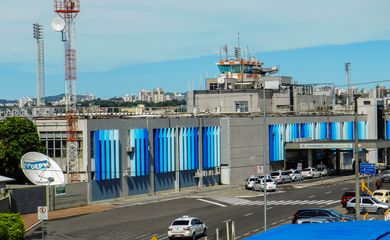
[361,198,374,213]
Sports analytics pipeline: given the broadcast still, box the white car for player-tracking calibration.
[271,171,292,184]
[168,216,207,240]
[286,169,303,181]
[245,175,258,189]
[301,167,321,178]
[252,178,277,192]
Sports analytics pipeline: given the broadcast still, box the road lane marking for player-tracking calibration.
[267,207,273,210]
[308,195,315,198]
[271,222,278,225]
[197,198,227,207]
[325,191,332,194]
[244,213,253,217]
[342,187,349,190]
[279,219,285,222]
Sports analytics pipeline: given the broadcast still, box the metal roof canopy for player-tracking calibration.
[243,220,390,240]
[285,139,390,150]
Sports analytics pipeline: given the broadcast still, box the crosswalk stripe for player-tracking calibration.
[209,197,340,207]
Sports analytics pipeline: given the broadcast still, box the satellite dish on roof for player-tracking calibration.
[51,17,66,32]
[217,77,225,84]
[21,152,65,185]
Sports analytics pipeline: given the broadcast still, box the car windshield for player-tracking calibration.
[286,171,292,174]
[271,173,279,176]
[249,178,256,181]
[371,197,382,204]
[328,210,342,217]
[373,192,383,196]
[265,179,273,183]
[383,170,390,174]
[172,220,189,226]
[302,168,311,171]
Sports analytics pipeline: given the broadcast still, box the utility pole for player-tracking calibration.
[263,81,267,231]
[354,94,361,219]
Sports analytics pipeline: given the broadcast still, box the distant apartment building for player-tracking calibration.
[18,97,33,108]
[153,88,165,103]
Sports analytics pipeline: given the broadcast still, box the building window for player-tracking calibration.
[209,83,218,90]
[364,101,371,105]
[235,101,248,112]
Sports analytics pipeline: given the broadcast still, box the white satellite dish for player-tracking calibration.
[21,152,65,185]
[51,17,66,32]
[217,77,225,84]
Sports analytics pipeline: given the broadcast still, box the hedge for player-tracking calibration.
[0,213,24,240]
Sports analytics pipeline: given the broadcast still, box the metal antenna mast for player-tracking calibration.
[345,62,351,110]
[33,23,45,106]
[54,0,80,182]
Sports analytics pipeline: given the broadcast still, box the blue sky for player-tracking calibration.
[1,0,390,99]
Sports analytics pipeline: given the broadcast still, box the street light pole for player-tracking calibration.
[263,83,267,231]
[354,94,361,219]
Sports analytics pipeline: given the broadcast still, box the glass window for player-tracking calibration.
[172,220,189,226]
[362,198,373,204]
[235,101,248,113]
[209,83,218,90]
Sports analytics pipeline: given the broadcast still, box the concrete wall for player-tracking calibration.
[51,182,88,210]
[10,186,45,214]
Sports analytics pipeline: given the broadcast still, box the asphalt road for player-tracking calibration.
[29,176,388,240]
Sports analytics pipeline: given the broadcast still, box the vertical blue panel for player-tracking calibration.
[171,128,175,171]
[114,130,120,179]
[158,129,163,173]
[202,128,206,169]
[140,129,145,175]
[194,128,199,169]
[94,131,101,181]
[105,130,111,180]
[167,128,171,172]
[110,130,115,179]
[100,130,106,180]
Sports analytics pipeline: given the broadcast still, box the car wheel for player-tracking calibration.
[377,208,385,215]
[282,179,285,184]
[347,207,356,214]
[203,228,207,236]
[192,232,196,240]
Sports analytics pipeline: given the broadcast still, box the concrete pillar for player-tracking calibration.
[147,120,155,195]
[336,149,340,173]
[308,149,313,167]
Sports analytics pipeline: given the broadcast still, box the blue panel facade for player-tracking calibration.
[126,176,149,195]
[202,126,221,169]
[387,120,390,139]
[128,129,149,177]
[91,179,121,201]
[93,129,120,181]
[154,172,175,192]
[269,121,368,161]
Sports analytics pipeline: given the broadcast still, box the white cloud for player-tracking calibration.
[0,0,389,70]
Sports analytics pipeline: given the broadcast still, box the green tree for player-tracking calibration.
[0,117,43,183]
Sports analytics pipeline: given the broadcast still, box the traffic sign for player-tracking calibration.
[359,163,376,175]
[37,206,48,220]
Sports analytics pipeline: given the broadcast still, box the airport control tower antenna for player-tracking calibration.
[54,0,80,182]
[33,23,45,106]
[345,62,351,111]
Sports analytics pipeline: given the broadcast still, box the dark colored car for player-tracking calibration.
[341,191,370,207]
[380,170,390,183]
[292,208,355,224]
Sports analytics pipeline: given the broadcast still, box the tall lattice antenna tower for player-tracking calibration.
[345,62,351,110]
[54,0,80,182]
[33,23,45,106]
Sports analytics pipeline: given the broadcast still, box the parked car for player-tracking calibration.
[301,167,321,178]
[292,208,354,224]
[296,216,338,224]
[245,175,258,189]
[346,196,390,215]
[373,190,390,203]
[271,171,292,184]
[253,178,277,192]
[380,170,390,183]
[341,191,370,207]
[291,208,355,223]
[168,216,207,240]
[286,169,303,182]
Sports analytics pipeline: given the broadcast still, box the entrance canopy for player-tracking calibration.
[285,139,390,150]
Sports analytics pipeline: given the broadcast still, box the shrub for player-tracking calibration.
[0,224,9,239]
[0,213,24,240]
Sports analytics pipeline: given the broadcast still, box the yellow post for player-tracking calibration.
[150,236,158,240]
[362,212,369,220]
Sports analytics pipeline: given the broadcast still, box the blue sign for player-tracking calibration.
[359,163,376,175]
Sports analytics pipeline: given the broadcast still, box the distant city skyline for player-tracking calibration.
[1,1,390,99]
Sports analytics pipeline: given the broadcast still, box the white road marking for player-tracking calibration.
[197,198,227,207]
[267,207,273,210]
[271,222,278,225]
[279,219,285,222]
[308,195,315,198]
[244,213,253,217]
[325,191,332,194]
[342,187,349,190]
[223,219,232,223]
[252,229,260,232]
[320,205,325,207]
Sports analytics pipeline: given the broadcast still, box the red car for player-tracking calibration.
[341,191,369,207]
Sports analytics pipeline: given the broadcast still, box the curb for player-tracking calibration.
[293,175,355,189]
